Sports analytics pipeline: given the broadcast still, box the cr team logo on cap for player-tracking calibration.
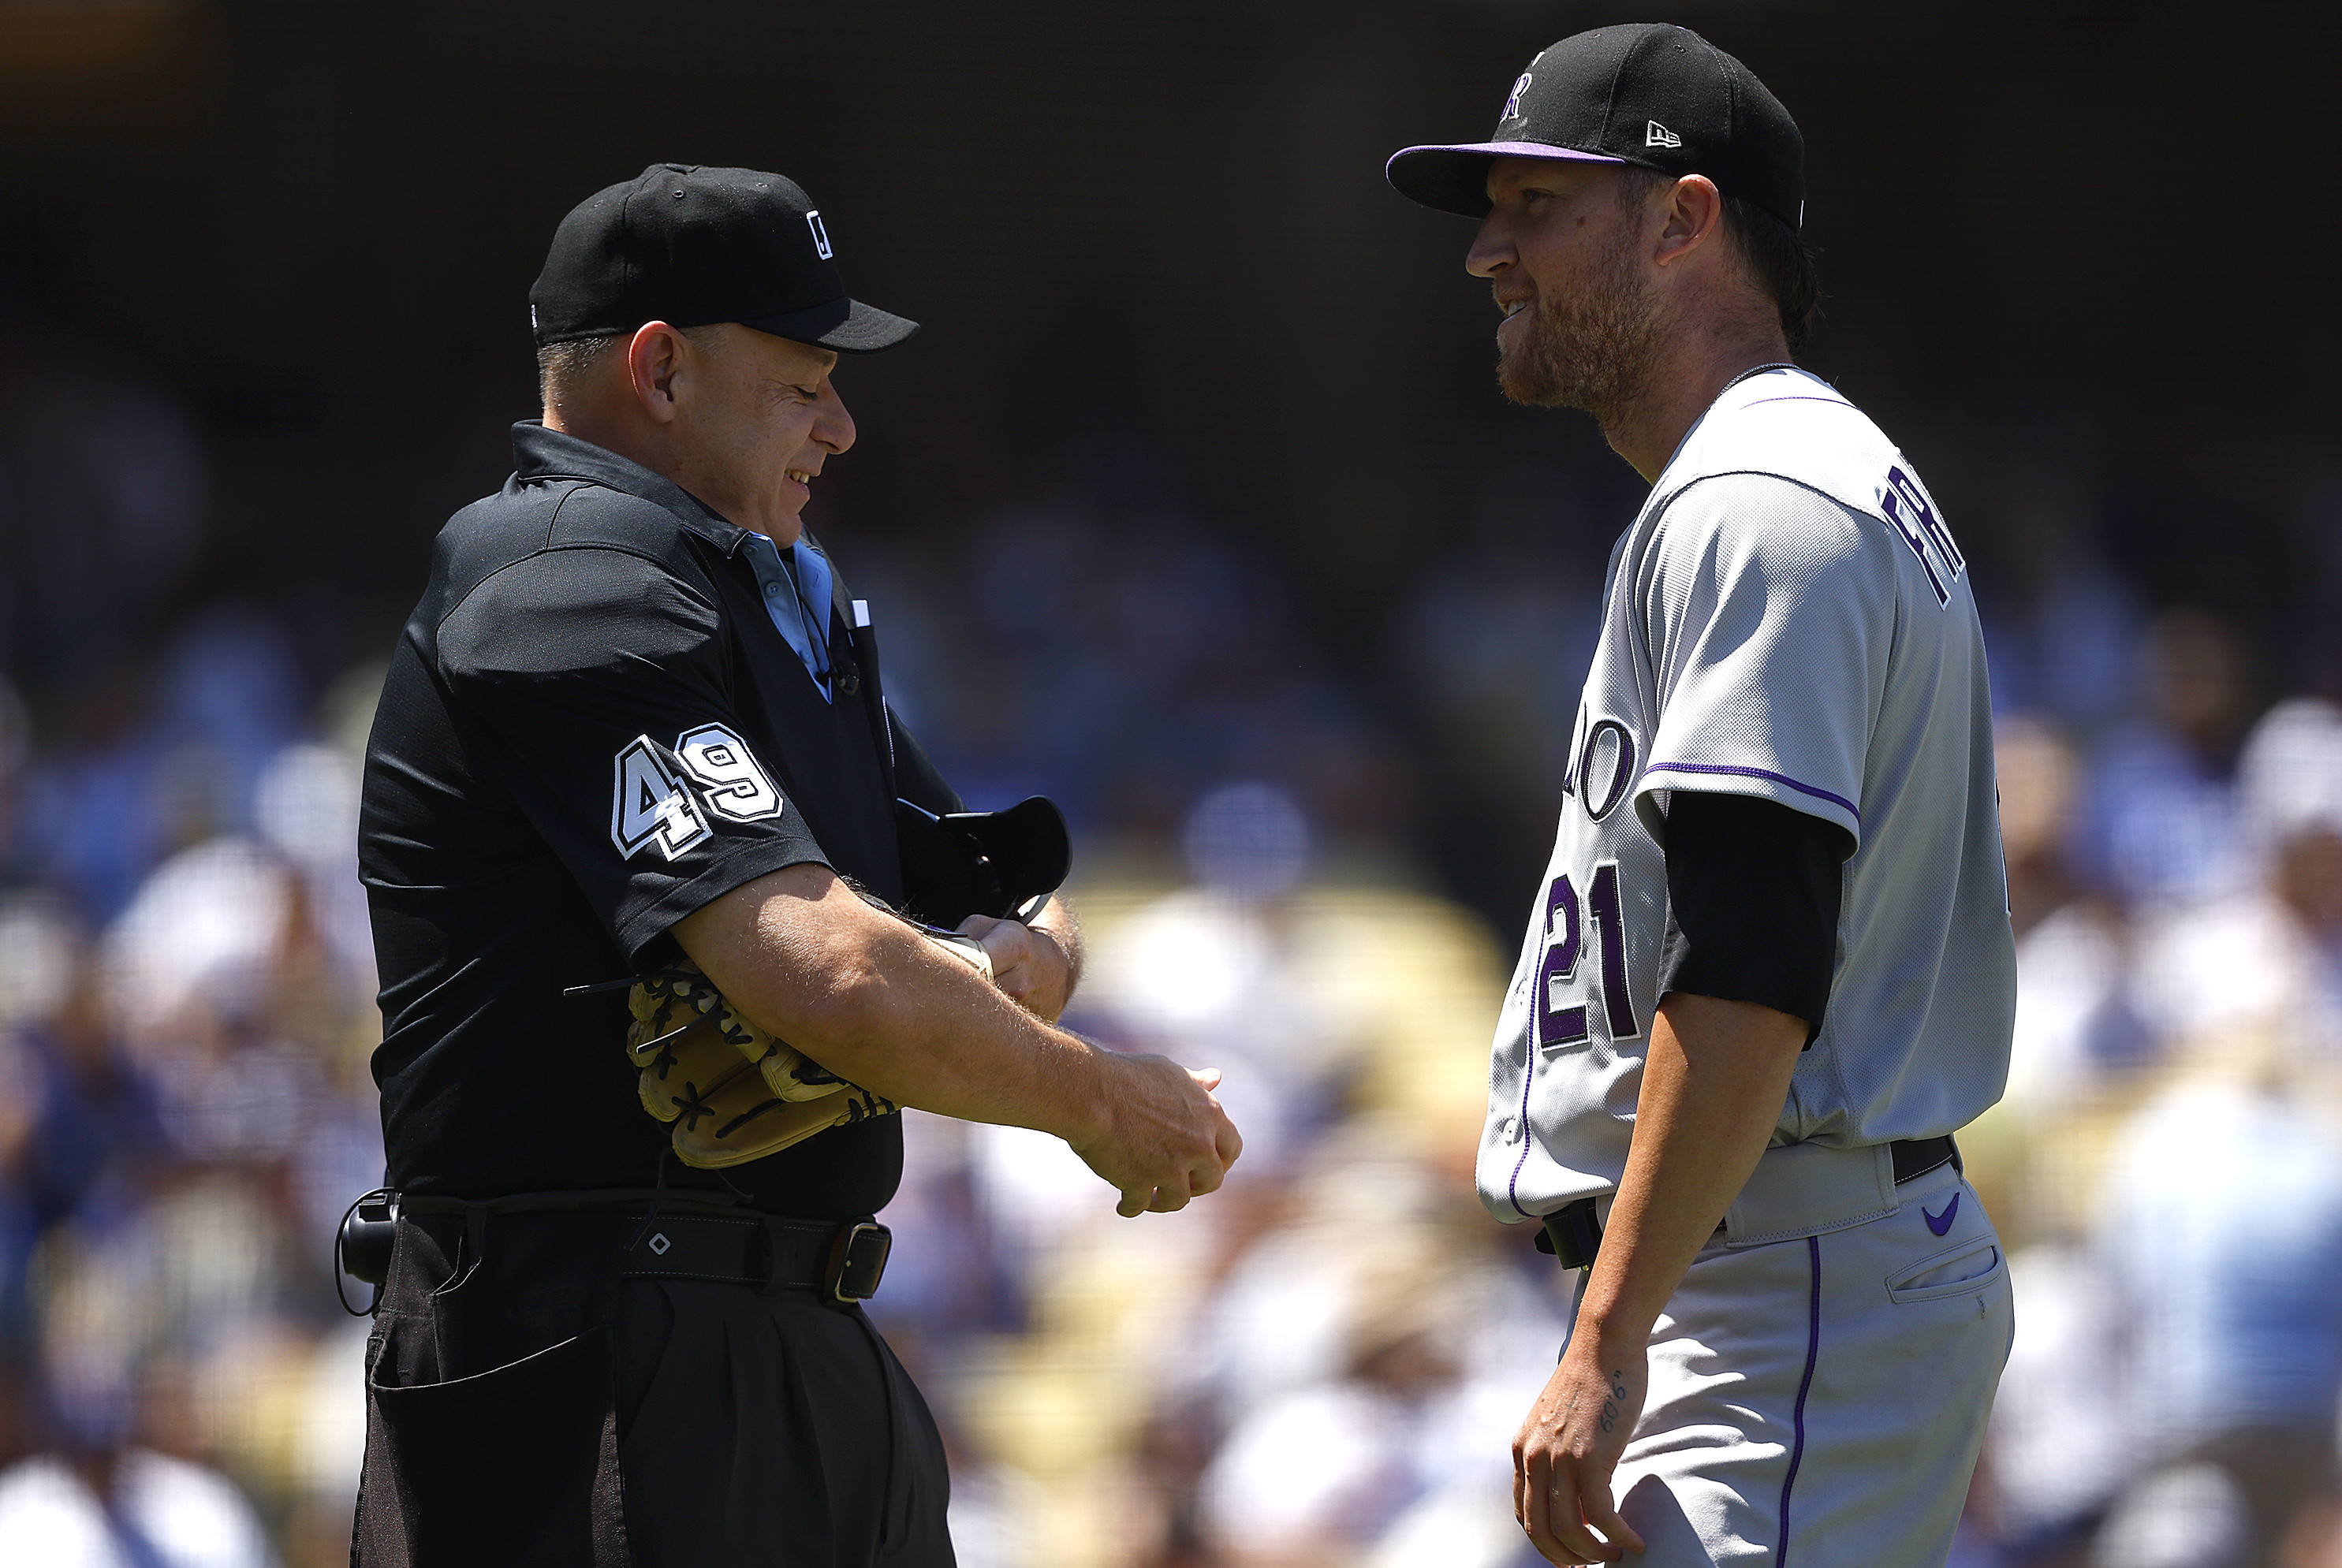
[1505,72,1531,119]
[805,210,833,260]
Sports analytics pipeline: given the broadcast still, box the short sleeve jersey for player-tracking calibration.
[1479,367,2016,1223]
[360,423,963,1216]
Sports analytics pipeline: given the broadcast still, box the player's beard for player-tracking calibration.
[1497,223,1664,423]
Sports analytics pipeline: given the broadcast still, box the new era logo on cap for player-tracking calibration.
[1384,24,1807,231]
[805,210,833,260]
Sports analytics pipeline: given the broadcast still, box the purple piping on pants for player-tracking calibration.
[1643,762,1861,826]
[1505,1049,1536,1216]
[1777,1235,1822,1566]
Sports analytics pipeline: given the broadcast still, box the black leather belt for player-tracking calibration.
[1534,1134,1961,1270]
[1889,1133,1961,1186]
[613,1211,892,1303]
[371,1190,892,1305]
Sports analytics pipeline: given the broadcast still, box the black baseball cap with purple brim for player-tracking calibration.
[1385,23,1804,231]
[530,164,918,353]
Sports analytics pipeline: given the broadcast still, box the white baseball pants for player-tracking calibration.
[1582,1158,2013,1566]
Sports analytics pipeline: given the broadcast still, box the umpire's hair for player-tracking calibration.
[535,324,733,412]
[1620,169,1820,354]
[536,333,621,411]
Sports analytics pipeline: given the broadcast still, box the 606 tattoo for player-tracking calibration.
[1598,1369,1629,1434]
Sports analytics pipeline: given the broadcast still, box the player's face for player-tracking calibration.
[675,324,857,544]
[1467,158,1663,416]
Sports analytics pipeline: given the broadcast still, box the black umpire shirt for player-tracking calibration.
[360,423,964,1218]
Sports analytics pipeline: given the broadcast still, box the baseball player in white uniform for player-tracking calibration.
[1386,24,2016,1566]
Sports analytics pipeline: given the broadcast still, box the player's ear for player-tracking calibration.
[1652,174,1723,269]
[626,321,688,423]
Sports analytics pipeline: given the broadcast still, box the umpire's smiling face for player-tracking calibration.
[662,323,858,546]
[550,319,858,545]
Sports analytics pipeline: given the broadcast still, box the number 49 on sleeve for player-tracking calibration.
[611,736,712,861]
[609,724,787,862]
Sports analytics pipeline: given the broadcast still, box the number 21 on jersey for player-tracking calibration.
[1538,862,1639,1048]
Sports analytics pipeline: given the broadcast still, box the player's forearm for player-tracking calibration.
[673,865,1112,1143]
[1573,992,1806,1348]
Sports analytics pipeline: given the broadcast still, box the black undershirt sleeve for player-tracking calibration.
[1655,791,1852,1047]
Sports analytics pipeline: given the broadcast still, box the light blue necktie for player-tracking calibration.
[741,532,835,702]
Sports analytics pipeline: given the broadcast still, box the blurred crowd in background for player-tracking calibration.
[0,324,2336,1568]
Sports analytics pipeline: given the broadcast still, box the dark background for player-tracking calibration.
[5,0,2336,928]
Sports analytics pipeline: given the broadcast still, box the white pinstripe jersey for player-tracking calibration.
[1479,366,2016,1223]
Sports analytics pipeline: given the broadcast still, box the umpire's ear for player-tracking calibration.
[625,320,692,419]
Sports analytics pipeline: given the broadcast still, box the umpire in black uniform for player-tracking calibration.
[352,164,1242,1568]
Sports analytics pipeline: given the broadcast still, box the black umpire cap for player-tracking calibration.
[1385,24,1803,231]
[530,163,919,352]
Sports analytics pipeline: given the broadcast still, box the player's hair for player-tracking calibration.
[1618,169,1820,353]
[1721,195,1820,354]
[536,333,621,410]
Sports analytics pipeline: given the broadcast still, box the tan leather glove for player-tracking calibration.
[625,935,993,1168]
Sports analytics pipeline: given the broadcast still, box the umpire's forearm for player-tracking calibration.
[1573,993,1806,1348]
[1031,895,1084,996]
[672,863,1110,1140]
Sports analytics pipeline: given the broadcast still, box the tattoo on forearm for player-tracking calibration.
[1598,1369,1628,1434]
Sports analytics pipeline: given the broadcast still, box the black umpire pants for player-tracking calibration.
[354,1208,955,1568]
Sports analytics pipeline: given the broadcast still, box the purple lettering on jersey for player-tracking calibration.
[1887,466,1963,572]
[1579,718,1638,821]
[1538,865,1639,1046]
[1880,485,1950,607]
[1538,874,1589,1048]
[1588,861,1639,1039]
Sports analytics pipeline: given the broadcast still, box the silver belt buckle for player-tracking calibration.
[826,1220,892,1305]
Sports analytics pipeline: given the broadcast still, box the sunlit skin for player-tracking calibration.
[543,318,1241,1218]
[546,320,853,545]
[1511,996,1804,1562]
[1466,157,1788,482]
[1463,155,1810,1566]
